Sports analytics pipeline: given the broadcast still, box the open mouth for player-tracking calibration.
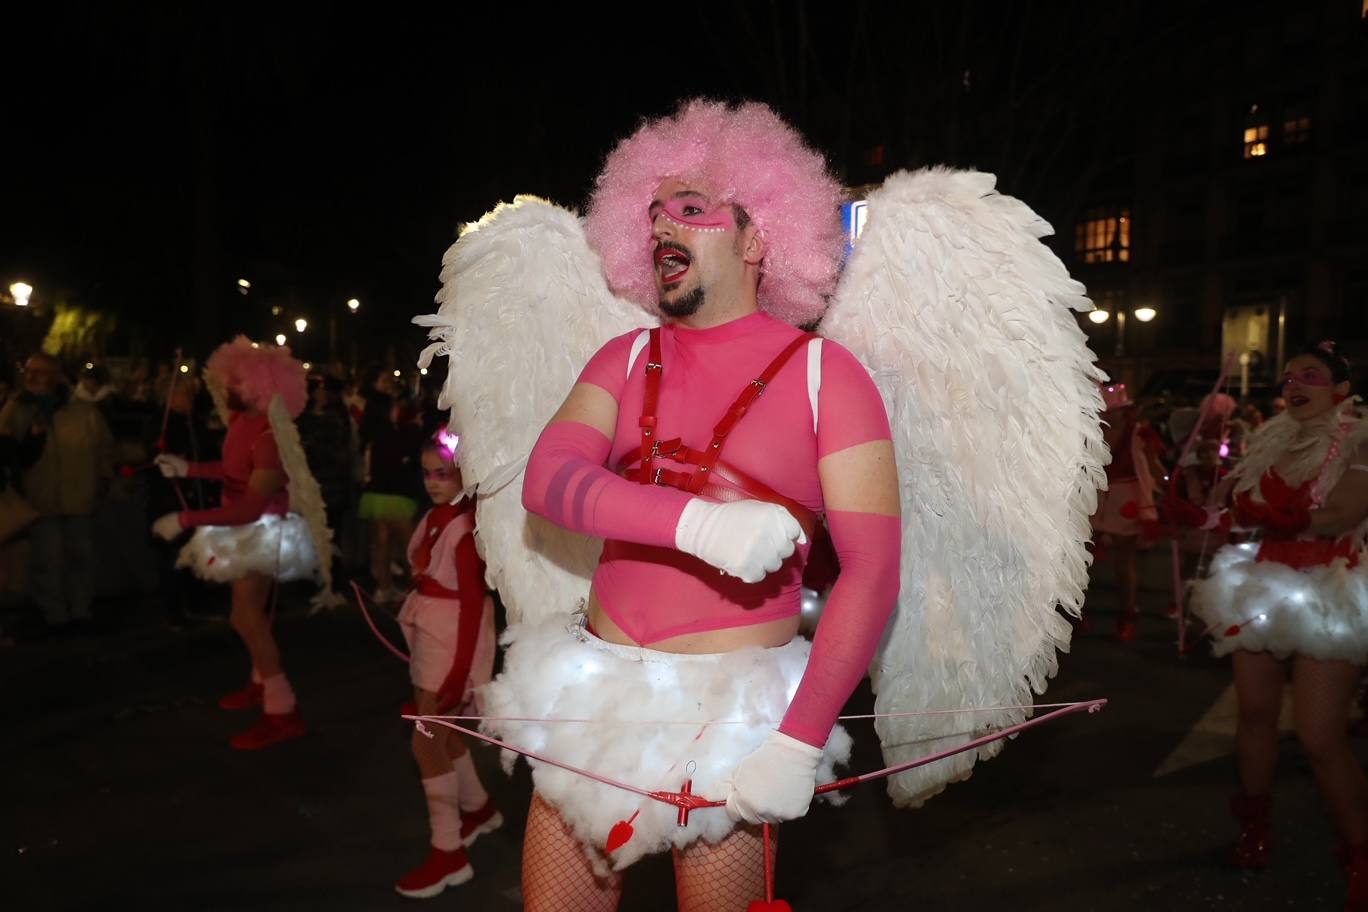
[1289,395,1310,407]
[654,244,691,284]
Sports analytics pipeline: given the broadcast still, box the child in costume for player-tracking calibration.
[393,429,500,899]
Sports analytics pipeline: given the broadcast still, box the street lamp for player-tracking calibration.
[347,298,360,313]
[1088,309,1110,324]
[237,279,251,295]
[275,333,287,346]
[10,281,32,307]
[1134,306,1157,323]
[294,318,308,333]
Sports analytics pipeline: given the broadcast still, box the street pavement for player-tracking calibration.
[3,568,1364,911]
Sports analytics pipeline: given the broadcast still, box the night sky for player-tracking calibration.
[3,3,1241,363]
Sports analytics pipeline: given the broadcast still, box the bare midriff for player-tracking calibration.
[587,588,799,654]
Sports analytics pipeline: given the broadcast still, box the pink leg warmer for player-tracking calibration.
[452,753,489,812]
[423,771,464,850]
[261,673,297,714]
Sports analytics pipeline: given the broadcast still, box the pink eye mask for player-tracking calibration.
[648,196,736,233]
[1283,368,1331,388]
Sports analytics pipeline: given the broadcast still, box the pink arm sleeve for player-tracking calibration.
[186,461,223,480]
[780,340,899,748]
[521,332,693,546]
[780,509,901,747]
[522,421,691,548]
[180,490,273,528]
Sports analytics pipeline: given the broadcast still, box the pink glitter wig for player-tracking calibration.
[205,336,308,418]
[585,99,845,326]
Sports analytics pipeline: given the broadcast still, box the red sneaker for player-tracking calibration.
[394,846,473,899]
[218,681,263,711]
[460,800,504,847]
[229,711,306,750]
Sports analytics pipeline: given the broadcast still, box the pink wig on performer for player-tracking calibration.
[585,99,846,327]
[205,336,309,418]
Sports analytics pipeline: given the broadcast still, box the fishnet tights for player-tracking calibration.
[522,793,622,912]
[1234,650,1368,843]
[521,793,775,912]
[673,824,773,912]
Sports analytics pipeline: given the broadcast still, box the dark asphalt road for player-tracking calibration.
[3,568,1362,911]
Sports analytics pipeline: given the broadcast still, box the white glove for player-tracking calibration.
[151,512,184,541]
[724,730,824,824]
[674,499,806,584]
[155,454,189,478]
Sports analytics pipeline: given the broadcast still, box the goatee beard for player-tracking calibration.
[659,286,705,319]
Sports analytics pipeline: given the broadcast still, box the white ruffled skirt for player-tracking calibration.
[176,513,319,583]
[480,617,852,874]
[1190,541,1368,663]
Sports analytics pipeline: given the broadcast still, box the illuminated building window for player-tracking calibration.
[1282,112,1311,145]
[1074,207,1131,264]
[1243,123,1269,158]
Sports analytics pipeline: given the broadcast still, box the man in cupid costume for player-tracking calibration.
[482,103,902,910]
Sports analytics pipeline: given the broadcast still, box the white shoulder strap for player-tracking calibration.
[626,330,651,380]
[807,337,824,435]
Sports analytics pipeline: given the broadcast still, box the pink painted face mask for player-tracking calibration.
[647,194,736,233]
[1282,367,1331,389]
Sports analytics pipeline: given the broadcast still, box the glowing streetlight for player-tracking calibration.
[294,318,308,333]
[10,281,32,307]
[237,279,251,295]
[347,298,360,313]
[1133,306,1157,323]
[419,367,429,376]
[302,361,312,370]
[1088,309,1110,324]
[179,364,190,374]
[275,333,287,346]
[392,369,402,378]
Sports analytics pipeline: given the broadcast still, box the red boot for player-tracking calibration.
[1229,793,1271,869]
[459,800,504,847]
[395,846,473,899]
[1114,613,1138,643]
[1348,845,1368,911]
[229,711,306,750]
[218,681,263,711]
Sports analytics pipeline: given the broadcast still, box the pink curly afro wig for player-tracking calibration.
[205,336,308,418]
[585,99,846,327]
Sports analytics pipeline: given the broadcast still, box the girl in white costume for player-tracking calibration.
[392,431,501,899]
[1187,342,1368,907]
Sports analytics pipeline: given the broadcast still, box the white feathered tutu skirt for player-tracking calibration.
[1190,541,1368,663]
[176,513,319,583]
[480,618,852,873]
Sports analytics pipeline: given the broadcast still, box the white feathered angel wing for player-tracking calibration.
[821,168,1107,806]
[267,393,335,594]
[415,197,653,625]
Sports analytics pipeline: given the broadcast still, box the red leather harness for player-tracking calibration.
[614,327,821,539]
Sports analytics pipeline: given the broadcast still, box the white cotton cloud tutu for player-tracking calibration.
[176,513,319,583]
[480,618,852,873]
[1191,541,1368,663]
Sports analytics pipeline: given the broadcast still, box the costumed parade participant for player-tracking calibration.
[1182,343,1368,909]
[415,100,1108,910]
[1088,382,1166,640]
[393,429,501,898]
[152,337,333,750]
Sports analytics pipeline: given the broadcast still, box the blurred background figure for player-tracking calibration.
[0,352,113,633]
[359,369,424,602]
[1089,382,1166,641]
[298,373,357,593]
